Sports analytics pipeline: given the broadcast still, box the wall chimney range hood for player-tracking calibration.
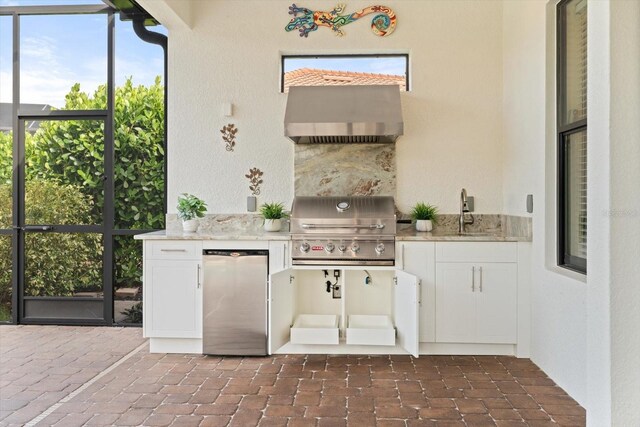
[284,85,404,144]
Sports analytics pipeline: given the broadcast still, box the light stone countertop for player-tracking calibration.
[396,228,529,242]
[133,229,291,241]
[135,228,530,242]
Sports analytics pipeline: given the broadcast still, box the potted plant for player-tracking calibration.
[177,193,207,232]
[410,202,438,232]
[260,202,288,232]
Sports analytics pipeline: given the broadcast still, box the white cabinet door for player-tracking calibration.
[145,260,202,338]
[394,270,420,357]
[435,263,476,343]
[268,269,294,354]
[475,263,517,344]
[268,241,291,274]
[435,261,518,344]
[399,242,436,342]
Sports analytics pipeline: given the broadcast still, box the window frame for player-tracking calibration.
[556,0,587,274]
[281,53,409,93]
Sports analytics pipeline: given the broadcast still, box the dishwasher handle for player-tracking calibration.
[203,250,269,257]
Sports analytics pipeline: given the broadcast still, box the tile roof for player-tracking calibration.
[284,68,406,92]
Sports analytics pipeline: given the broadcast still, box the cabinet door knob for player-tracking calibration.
[479,266,483,292]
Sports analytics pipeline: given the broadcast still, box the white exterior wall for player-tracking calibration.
[586,2,611,424]
[502,0,587,406]
[158,0,504,214]
[608,0,640,420]
[503,0,640,423]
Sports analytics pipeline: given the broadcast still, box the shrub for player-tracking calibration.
[0,77,165,315]
[0,181,101,297]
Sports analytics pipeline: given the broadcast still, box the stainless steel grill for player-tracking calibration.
[290,196,396,266]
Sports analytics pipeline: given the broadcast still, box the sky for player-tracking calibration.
[0,0,166,108]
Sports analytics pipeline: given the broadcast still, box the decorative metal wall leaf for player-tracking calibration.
[245,167,264,196]
[221,123,238,151]
[285,3,397,38]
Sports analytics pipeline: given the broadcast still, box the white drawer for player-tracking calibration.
[436,242,517,263]
[146,241,202,260]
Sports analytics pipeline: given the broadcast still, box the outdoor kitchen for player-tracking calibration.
[1,0,639,426]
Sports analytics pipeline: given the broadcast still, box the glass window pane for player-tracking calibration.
[560,0,587,125]
[0,131,10,231]
[564,129,587,260]
[1,15,12,106]
[20,14,107,110]
[114,235,142,324]
[25,119,104,225]
[114,19,165,230]
[0,235,11,322]
[24,233,102,297]
[283,55,407,92]
[1,17,12,230]
[115,18,166,89]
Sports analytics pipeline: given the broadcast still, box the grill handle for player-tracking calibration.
[301,223,385,230]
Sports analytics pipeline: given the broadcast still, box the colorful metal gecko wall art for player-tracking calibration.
[285,3,397,38]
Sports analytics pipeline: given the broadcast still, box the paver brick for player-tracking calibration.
[1,327,586,427]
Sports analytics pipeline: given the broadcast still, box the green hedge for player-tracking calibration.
[0,77,165,319]
[0,181,102,298]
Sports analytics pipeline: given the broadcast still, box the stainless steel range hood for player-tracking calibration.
[284,85,403,144]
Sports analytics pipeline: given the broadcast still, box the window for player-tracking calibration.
[281,54,408,92]
[557,0,587,273]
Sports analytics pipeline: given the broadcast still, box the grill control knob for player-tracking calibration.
[300,242,310,253]
[350,242,360,253]
[338,244,347,253]
[375,243,385,254]
[325,242,335,253]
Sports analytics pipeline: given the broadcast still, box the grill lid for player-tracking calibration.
[290,196,396,235]
[291,196,395,219]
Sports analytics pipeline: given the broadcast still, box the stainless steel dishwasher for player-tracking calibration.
[202,249,269,355]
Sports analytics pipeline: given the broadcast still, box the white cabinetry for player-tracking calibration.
[397,242,436,342]
[269,268,420,357]
[143,241,203,342]
[268,241,291,273]
[435,242,517,344]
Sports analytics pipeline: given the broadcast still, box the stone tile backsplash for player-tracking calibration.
[294,143,395,197]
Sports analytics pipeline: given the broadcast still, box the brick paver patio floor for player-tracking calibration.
[0,326,585,426]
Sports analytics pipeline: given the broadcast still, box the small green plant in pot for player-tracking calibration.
[260,202,288,232]
[410,202,438,232]
[177,193,207,232]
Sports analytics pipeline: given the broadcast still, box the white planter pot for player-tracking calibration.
[415,219,433,232]
[182,219,199,233]
[264,218,282,232]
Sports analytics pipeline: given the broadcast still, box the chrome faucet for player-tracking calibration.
[459,188,475,234]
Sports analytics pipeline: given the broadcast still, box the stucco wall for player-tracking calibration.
[609,0,640,419]
[162,0,504,214]
[502,0,587,406]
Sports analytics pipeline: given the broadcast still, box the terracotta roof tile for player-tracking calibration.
[284,68,406,92]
